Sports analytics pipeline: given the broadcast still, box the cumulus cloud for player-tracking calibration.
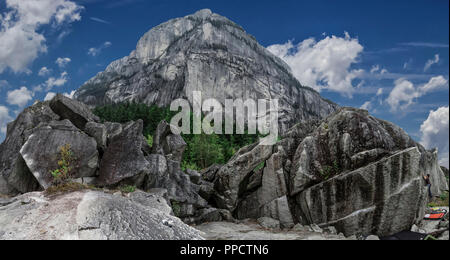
[419,75,448,93]
[88,41,112,57]
[0,0,83,74]
[420,106,449,167]
[386,76,448,111]
[44,92,57,101]
[267,32,364,97]
[38,66,52,77]
[55,57,71,68]
[0,105,12,134]
[45,71,69,91]
[424,54,440,72]
[7,86,33,107]
[360,101,372,111]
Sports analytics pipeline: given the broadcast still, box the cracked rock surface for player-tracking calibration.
[0,190,204,240]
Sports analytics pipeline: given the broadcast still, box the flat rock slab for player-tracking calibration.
[0,191,204,240]
[195,222,355,240]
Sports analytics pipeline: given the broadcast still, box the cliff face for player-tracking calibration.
[74,9,338,131]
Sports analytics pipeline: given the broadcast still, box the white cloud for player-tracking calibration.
[361,101,372,111]
[45,71,69,91]
[419,75,448,93]
[64,90,76,99]
[360,88,384,113]
[403,58,413,70]
[0,105,12,134]
[376,88,383,96]
[400,42,449,48]
[90,17,110,24]
[44,92,56,101]
[267,32,364,97]
[88,41,112,57]
[370,65,380,74]
[420,106,449,167]
[0,0,83,74]
[55,57,71,68]
[386,76,448,111]
[38,66,51,76]
[424,54,439,72]
[7,86,33,107]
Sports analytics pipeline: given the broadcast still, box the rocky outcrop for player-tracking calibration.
[151,120,187,162]
[20,120,99,189]
[49,94,100,130]
[0,97,216,227]
[1,96,446,239]
[298,147,427,237]
[0,190,204,240]
[441,166,449,180]
[74,9,338,132]
[0,101,59,195]
[421,150,449,196]
[212,107,447,236]
[97,120,150,186]
[289,107,417,196]
[214,142,273,211]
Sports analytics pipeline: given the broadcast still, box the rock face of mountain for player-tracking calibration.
[74,9,338,131]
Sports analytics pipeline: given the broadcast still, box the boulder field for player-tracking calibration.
[0,95,448,239]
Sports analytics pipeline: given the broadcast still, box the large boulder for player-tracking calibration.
[0,190,204,240]
[144,155,208,215]
[49,94,100,130]
[290,107,417,196]
[297,147,427,237]
[214,142,273,211]
[421,149,449,196]
[152,120,186,162]
[84,122,107,150]
[20,120,99,189]
[260,196,295,229]
[234,147,295,229]
[0,101,59,195]
[260,150,289,206]
[201,164,223,183]
[97,120,150,186]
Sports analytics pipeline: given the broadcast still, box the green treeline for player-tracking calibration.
[93,103,260,170]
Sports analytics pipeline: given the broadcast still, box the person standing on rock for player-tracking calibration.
[423,174,433,199]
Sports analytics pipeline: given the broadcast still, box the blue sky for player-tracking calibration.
[0,0,449,165]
